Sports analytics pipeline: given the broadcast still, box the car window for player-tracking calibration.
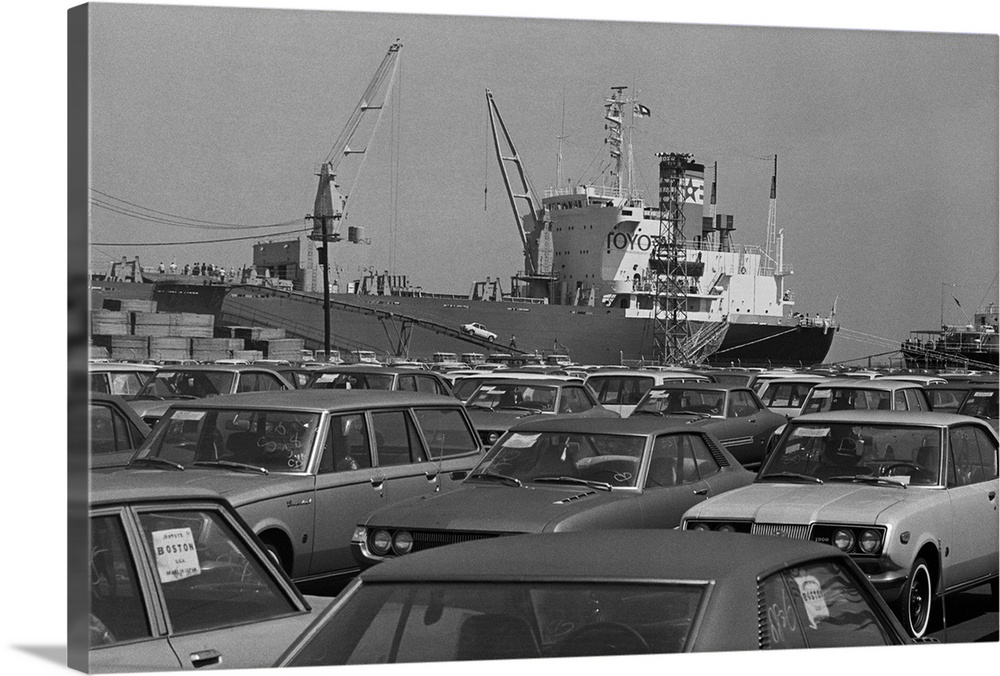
[139,371,234,398]
[645,433,718,487]
[760,559,893,649]
[893,390,908,410]
[413,408,480,459]
[91,514,153,646]
[559,387,593,414]
[90,403,138,455]
[760,382,809,409]
[948,425,998,486]
[286,581,705,665]
[372,411,426,466]
[91,373,111,394]
[904,389,928,411]
[728,391,759,418]
[135,509,297,633]
[321,413,373,473]
[959,389,999,419]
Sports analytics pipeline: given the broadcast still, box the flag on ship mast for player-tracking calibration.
[634,103,651,117]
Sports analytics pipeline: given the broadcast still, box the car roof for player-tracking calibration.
[360,530,841,583]
[648,382,746,392]
[507,416,712,436]
[163,389,464,413]
[150,364,278,373]
[89,472,227,507]
[758,375,830,386]
[808,378,927,390]
[584,369,705,378]
[89,363,159,372]
[791,410,990,426]
[474,378,580,387]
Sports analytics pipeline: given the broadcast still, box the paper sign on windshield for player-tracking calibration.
[794,427,829,438]
[503,433,541,448]
[172,410,206,421]
[152,527,201,583]
[794,575,830,628]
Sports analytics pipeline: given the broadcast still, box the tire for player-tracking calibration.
[260,537,290,575]
[895,556,933,638]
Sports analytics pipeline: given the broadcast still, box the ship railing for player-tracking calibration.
[543,184,626,200]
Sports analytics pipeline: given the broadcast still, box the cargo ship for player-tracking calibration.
[91,44,838,367]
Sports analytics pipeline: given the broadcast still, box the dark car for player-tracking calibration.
[351,417,753,569]
[681,410,999,638]
[305,365,454,397]
[89,392,151,468]
[127,364,293,426]
[463,378,619,446]
[281,529,914,666]
[97,390,485,585]
[629,383,787,468]
[87,475,330,672]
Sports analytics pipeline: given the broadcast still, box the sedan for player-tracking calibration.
[464,378,619,446]
[280,529,914,666]
[681,410,999,638]
[351,417,754,569]
[584,368,712,417]
[629,383,787,468]
[97,390,485,585]
[305,365,454,397]
[460,322,497,342]
[87,475,330,672]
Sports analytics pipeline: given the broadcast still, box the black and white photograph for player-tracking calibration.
[5,1,999,674]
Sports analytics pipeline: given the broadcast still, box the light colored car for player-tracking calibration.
[459,322,497,342]
[87,475,330,672]
[282,530,914,666]
[756,375,830,419]
[681,410,1000,638]
[99,390,485,585]
[351,417,754,570]
[799,378,932,414]
[629,383,787,469]
[585,368,713,417]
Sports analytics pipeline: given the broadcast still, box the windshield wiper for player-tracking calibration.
[532,476,613,491]
[631,409,663,416]
[758,471,823,484]
[128,456,185,471]
[826,475,907,488]
[193,460,269,475]
[467,472,523,487]
[468,402,497,410]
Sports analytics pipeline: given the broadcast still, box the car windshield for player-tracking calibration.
[467,384,558,413]
[633,389,724,416]
[801,388,891,413]
[136,407,322,471]
[469,431,646,487]
[135,370,236,399]
[285,581,705,665]
[760,422,944,485]
[958,389,999,419]
[309,372,395,390]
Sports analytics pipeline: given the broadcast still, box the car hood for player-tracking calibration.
[685,482,912,524]
[95,466,312,507]
[362,482,631,533]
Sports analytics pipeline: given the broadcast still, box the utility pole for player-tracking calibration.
[307,162,342,362]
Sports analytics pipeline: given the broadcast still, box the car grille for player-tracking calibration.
[411,530,513,553]
[751,523,809,540]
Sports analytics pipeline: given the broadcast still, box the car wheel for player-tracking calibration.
[487,335,494,342]
[895,556,933,638]
[259,536,290,574]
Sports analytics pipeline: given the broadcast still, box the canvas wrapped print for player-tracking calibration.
[66,1,998,674]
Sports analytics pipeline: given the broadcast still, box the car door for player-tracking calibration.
[370,408,438,503]
[309,412,387,577]
[88,510,180,671]
[944,424,1000,589]
[640,433,715,528]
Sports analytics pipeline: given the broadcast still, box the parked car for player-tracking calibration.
[89,362,158,397]
[629,383,787,468]
[584,369,713,417]
[87,474,330,672]
[681,410,1000,638]
[799,378,932,414]
[305,365,454,397]
[464,378,619,446]
[756,375,830,419]
[97,390,485,585]
[451,371,578,402]
[127,364,293,426]
[89,392,151,468]
[351,417,754,570]
[281,529,914,666]
[459,322,497,341]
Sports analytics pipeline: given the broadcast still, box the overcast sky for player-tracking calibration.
[85,3,997,365]
[3,3,998,675]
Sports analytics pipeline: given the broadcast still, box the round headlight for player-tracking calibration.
[832,528,855,552]
[392,530,414,555]
[370,529,392,555]
[716,524,735,533]
[858,529,883,554]
[689,523,711,531]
